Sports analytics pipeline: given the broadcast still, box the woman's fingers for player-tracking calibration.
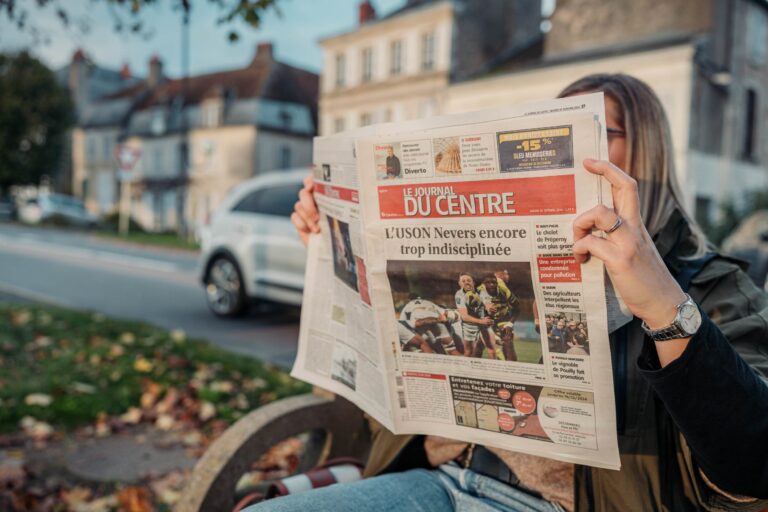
[573,204,627,241]
[572,234,619,264]
[291,212,311,245]
[303,173,315,192]
[295,198,320,233]
[582,159,641,223]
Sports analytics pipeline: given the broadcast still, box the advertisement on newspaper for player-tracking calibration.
[293,94,621,470]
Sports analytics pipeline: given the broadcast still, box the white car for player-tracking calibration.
[18,194,98,227]
[199,169,308,317]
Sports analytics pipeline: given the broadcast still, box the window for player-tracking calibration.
[421,32,435,71]
[102,134,112,161]
[361,47,373,83]
[152,147,163,175]
[202,101,222,128]
[150,109,166,135]
[390,40,403,76]
[743,89,758,160]
[334,117,345,133]
[747,9,767,67]
[232,183,303,217]
[335,53,346,88]
[359,112,372,127]
[278,145,292,169]
[86,136,97,162]
[279,111,293,130]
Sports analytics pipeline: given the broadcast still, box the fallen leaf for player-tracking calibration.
[116,486,153,512]
[170,329,186,343]
[134,357,153,373]
[61,486,92,508]
[155,414,175,431]
[24,393,53,407]
[210,381,234,393]
[121,407,143,425]
[120,332,135,345]
[109,344,125,358]
[198,402,216,422]
[140,381,161,409]
[72,382,97,394]
[34,336,53,348]
[10,310,31,326]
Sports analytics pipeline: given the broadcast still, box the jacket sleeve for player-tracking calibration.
[637,261,768,499]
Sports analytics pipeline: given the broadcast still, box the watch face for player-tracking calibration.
[678,303,701,335]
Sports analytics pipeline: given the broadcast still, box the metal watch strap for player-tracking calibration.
[641,321,688,341]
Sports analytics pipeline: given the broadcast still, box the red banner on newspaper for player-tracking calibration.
[378,175,575,219]
[537,256,582,282]
[314,183,359,203]
[403,372,447,380]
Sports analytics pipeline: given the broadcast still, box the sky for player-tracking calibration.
[0,0,408,76]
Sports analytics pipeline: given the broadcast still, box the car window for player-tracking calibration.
[232,183,302,217]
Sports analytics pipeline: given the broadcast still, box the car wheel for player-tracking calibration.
[205,255,247,317]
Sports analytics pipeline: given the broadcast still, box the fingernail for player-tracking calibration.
[584,158,596,165]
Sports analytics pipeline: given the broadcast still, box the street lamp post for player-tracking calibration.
[178,0,191,239]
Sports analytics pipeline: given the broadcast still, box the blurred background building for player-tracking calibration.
[320,0,767,226]
[69,42,317,232]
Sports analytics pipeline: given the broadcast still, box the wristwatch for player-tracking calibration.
[641,294,702,341]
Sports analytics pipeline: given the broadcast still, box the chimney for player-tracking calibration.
[256,42,274,60]
[148,54,163,88]
[69,48,89,110]
[120,63,132,80]
[72,48,86,63]
[358,1,377,25]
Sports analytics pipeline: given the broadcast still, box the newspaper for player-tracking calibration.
[292,93,622,470]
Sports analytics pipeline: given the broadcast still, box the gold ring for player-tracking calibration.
[606,215,623,234]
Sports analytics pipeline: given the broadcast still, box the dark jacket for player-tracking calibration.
[364,211,768,511]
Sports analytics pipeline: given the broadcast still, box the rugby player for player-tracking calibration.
[454,273,502,360]
[398,296,463,356]
[478,273,520,361]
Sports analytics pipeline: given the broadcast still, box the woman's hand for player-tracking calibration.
[572,159,689,365]
[291,173,320,247]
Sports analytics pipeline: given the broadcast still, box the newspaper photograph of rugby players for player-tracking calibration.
[386,260,542,364]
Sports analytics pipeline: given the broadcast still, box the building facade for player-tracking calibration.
[320,0,767,224]
[318,0,542,135]
[72,43,318,233]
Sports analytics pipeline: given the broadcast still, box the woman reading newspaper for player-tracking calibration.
[251,74,768,512]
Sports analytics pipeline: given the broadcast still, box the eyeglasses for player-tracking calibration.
[607,127,626,138]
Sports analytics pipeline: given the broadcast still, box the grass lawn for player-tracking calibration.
[94,231,200,251]
[478,338,542,363]
[0,303,308,432]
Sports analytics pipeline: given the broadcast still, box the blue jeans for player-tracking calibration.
[245,464,566,512]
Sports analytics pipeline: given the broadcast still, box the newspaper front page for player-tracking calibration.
[293,94,622,470]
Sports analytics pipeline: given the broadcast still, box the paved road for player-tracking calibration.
[0,222,300,368]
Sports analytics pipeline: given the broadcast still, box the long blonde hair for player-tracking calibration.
[558,74,708,258]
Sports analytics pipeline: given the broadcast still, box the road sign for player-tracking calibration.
[114,145,141,182]
[114,144,141,235]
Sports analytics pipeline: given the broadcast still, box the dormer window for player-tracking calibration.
[201,99,222,128]
[279,110,293,130]
[150,109,166,135]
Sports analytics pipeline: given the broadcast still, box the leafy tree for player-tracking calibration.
[0,0,280,43]
[0,51,73,193]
